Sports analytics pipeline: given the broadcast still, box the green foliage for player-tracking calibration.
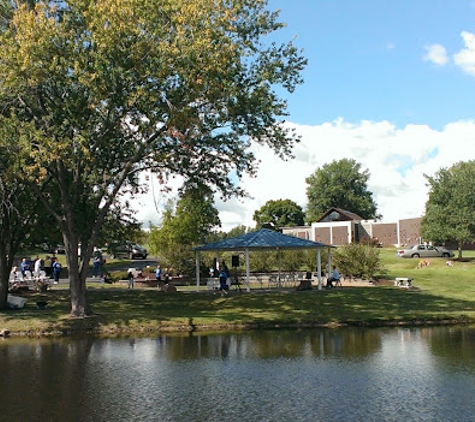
[305,159,379,222]
[0,117,48,309]
[0,0,306,315]
[253,199,305,230]
[250,251,277,272]
[227,225,250,238]
[279,250,306,272]
[99,205,144,247]
[149,186,221,274]
[332,243,385,281]
[422,161,475,257]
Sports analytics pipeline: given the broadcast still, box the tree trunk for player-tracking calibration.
[70,272,91,316]
[0,252,9,310]
[64,235,93,317]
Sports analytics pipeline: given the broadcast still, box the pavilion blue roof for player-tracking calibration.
[193,228,332,252]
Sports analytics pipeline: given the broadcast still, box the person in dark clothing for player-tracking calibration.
[52,258,61,284]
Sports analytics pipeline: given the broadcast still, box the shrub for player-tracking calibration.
[333,243,386,280]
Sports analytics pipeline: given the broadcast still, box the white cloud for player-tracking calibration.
[423,43,448,66]
[453,31,475,76]
[386,41,396,50]
[133,119,475,232]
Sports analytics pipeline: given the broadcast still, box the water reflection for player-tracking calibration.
[1,326,475,421]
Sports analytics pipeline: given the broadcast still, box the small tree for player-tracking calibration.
[149,185,221,274]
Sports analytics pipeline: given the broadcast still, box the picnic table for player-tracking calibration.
[394,277,413,288]
[296,272,313,291]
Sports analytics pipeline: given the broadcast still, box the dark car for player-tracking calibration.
[108,242,148,259]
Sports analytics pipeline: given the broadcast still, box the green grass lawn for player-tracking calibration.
[2,247,475,336]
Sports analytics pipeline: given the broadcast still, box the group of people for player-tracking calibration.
[11,255,61,284]
[154,265,170,287]
[210,261,340,292]
[125,264,170,290]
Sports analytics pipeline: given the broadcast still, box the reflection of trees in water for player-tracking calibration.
[308,329,382,359]
[250,329,382,359]
[0,337,95,420]
[429,325,475,368]
[149,329,382,360]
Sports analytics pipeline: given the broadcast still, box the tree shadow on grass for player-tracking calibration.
[3,286,475,334]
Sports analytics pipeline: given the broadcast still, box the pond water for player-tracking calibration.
[1,325,475,422]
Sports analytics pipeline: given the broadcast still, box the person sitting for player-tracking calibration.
[327,265,340,289]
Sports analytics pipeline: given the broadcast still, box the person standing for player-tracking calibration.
[219,261,230,296]
[92,253,103,277]
[163,268,170,284]
[221,261,230,278]
[34,256,42,280]
[154,264,162,286]
[20,258,30,277]
[127,270,134,289]
[52,258,61,284]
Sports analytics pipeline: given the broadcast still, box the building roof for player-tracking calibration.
[193,228,332,252]
[317,207,364,222]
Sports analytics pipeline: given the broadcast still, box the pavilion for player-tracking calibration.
[193,228,334,291]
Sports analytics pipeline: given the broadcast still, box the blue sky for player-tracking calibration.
[269,0,475,129]
[137,1,475,232]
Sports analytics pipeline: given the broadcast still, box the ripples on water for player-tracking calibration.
[1,326,475,421]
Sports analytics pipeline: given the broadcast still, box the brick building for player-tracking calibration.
[282,208,422,247]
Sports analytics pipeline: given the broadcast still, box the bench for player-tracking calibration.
[395,277,413,288]
[207,278,220,290]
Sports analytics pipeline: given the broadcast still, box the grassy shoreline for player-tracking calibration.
[2,248,475,337]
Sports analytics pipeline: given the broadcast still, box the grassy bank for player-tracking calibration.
[2,248,475,336]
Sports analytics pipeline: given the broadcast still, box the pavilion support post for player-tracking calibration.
[245,249,250,292]
[196,252,201,292]
[317,249,322,290]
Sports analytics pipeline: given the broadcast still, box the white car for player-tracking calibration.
[396,244,454,258]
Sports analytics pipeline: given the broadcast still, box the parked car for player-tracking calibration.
[54,245,66,254]
[396,244,454,258]
[108,242,148,259]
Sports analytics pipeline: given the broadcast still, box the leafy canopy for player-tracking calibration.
[421,160,475,257]
[253,198,305,230]
[305,158,379,222]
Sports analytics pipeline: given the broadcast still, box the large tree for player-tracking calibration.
[421,161,475,258]
[253,198,305,230]
[305,158,379,222]
[0,0,306,316]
